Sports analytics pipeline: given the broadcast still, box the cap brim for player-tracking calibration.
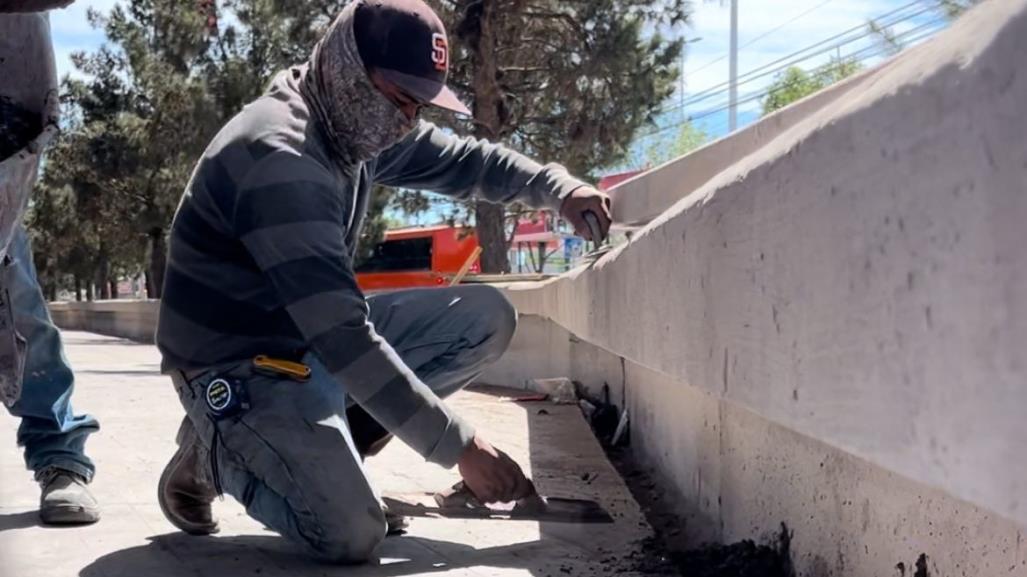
[378,68,472,116]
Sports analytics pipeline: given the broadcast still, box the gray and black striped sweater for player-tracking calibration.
[156,66,585,468]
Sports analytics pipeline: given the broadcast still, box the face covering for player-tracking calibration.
[300,2,415,166]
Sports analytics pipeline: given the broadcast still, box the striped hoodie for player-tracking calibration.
[156,66,586,468]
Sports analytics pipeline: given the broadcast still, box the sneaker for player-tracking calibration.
[38,467,100,525]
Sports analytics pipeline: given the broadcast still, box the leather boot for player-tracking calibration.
[158,417,219,535]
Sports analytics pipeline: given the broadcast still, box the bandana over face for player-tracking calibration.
[300,2,415,166]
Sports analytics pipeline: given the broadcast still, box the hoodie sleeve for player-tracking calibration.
[373,121,587,212]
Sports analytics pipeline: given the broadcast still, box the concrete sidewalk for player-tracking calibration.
[0,331,653,577]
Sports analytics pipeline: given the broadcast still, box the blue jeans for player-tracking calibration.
[171,285,516,562]
[4,226,98,481]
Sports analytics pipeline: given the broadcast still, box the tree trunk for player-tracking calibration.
[109,279,118,299]
[475,202,509,273]
[86,282,94,302]
[146,228,166,299]
[96,253,111,299]
[46,284,56,302]
[465,0,510,273]
[74,275,82,302]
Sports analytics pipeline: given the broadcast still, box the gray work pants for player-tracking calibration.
[171,285,516,563]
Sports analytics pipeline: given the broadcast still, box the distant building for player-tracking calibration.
[509,168,647,273]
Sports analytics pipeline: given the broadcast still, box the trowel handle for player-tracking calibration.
[435,481,483,508]
[436,479,540,508]
[583,210,606,245]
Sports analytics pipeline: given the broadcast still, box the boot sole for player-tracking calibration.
[40,504,100,526]
[158,443,220,536]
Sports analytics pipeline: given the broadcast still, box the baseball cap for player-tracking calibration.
[353,0,472,116]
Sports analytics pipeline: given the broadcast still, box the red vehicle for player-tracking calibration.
[355,225,480,292]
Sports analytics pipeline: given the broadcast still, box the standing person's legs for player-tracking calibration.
[347,284,517,456]
[4,226,100,523]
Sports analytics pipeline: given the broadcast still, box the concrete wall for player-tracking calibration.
[608,52,887,231]
[484,0,1027,573]
[49,300,158,343]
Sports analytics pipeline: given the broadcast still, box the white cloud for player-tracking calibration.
[49,0,118,78]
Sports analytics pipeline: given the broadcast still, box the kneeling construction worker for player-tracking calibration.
[155,0,611,563]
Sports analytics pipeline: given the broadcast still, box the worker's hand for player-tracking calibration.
[458,434,534,504]
[560,186,612,242]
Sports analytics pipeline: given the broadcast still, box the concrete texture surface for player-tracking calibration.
[483,0,1027,572]
[0,331,653,577]
[49,300,159,343]
[498,0,1027,527]
[485,315,1027,577]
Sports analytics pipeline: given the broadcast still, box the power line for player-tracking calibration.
[638,18,948,141]
[685,0,838,79]
[665,0,940,119]
[669,0,940,114]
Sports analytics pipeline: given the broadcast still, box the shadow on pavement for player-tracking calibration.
[59,335,152,347]
[77,533,544,577]
[0,510,39,532]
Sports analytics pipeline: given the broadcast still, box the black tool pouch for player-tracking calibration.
[201,374,250,422]
[189,368,252,498]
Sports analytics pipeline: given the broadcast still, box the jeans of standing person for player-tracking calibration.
[4,226,98,481]
[170,284,516,563]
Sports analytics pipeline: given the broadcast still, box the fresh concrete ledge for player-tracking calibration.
[486,0,1027,573]
[482,315,1026,576]
[49,299,159,343]
[608,43,887,231]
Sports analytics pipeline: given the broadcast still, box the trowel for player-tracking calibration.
[581,210,614,261]
[383,481,614,524]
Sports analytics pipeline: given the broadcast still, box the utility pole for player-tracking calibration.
[729,0,738,132]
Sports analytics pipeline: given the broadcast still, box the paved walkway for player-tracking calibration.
[0,332,653,577]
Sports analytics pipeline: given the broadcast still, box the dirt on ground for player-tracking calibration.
[0,97,42,161]
[611,445,794,576]
[587,400,794,577]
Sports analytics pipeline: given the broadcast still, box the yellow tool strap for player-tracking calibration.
[253,355,311,381]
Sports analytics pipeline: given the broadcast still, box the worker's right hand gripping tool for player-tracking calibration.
[583,210,612,260]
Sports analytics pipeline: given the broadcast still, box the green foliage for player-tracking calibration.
[32,0,691,292]
[642,121,707,168]
[867,0,978,55]
[427,0,693,273]
[761,57,863,116]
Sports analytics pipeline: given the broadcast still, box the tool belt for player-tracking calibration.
[179,354,312,498]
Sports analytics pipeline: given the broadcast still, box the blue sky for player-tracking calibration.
[49,0,946,170]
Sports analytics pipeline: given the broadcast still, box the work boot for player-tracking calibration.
[38,467,100,525]
[158,418,219,535]
[383,503,409,535]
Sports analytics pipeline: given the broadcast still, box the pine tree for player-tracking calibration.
[433,0,690,273]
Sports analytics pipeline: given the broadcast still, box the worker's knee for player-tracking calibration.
[462,285,517,360]
[310,505,386,564]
